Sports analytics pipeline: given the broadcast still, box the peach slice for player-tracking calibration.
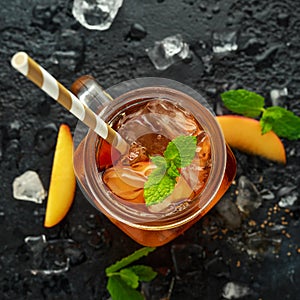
[44,124,76,227]
[216,115,286,164]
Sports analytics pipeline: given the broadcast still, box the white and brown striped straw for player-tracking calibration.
[11,51,128,155]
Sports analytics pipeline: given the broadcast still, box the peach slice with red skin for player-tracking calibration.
[44,124,76,227]
[216,115,286,164]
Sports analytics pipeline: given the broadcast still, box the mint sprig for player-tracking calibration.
[144,135,197,206]
[105,247,157,300]
[221,89,300,140]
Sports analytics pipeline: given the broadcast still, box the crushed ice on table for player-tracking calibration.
[245,232,282,257]
[146,34,191,70]
[278,191,298,208]
[72,0,123,31]
[277,185,298,208]
[215,196,242,230]
[228,231,282,259]
[222,282,252,299]
[13,170,47,204]
[270,87,288,106]
[260,189,275,200]
[212,30,238,54]
[236,176,262,215]
[25,235,85,275]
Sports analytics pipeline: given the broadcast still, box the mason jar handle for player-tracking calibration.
[71,75,113,113]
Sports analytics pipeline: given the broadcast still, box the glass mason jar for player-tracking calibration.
[72,77,236,247]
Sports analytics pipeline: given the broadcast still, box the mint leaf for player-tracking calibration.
[221,89,265,117]
[106,247,156,275]
[146,156,167,185]
[120,268,139,289]
[129,265,157,282]
[107,276,144,300]
[260,106,300,140]
[167,161,180,178]
[144,135,197,206]
[164,135,197,168]
[151,155,167,169]
[144,173,176,206]
[105,248,157,300]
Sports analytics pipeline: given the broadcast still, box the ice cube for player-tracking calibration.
[244,231,282,258]
[236,176,262,215]
[146,34,191,70]
[117,100,201,144]
[278,191,298,208]
[72,0,123,31]
[25,235,82,275]
[13,170,47,204]
[270,88,288,106]
[215,196,242,230]
[222,282,251,299]
[212,30,238,54]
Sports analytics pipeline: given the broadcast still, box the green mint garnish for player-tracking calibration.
[144,135,197,206]
[105,247,157,300]
[260,106,300,139]
[220,89,265,118]
[221,89,300,140]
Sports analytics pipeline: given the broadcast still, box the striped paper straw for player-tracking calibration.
[11,52,128,155]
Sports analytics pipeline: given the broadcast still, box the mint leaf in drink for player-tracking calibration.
[107,276,144,300]
[167,161,180,178]
[144,173,176,206]
[144,135,197,206]
[129,265,158,282]
[221,89,265,117]
[106,247,155,274]
[260,106,300,140]
[164,135,197,167]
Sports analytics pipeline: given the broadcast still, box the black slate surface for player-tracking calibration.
[1,0,300,299]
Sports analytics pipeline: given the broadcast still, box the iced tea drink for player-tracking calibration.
[73,78,236,247]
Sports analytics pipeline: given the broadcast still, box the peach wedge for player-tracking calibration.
[216,115,286,164]
[44,124,76,227]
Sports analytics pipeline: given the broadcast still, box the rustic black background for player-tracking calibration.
[1,0,300,299]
